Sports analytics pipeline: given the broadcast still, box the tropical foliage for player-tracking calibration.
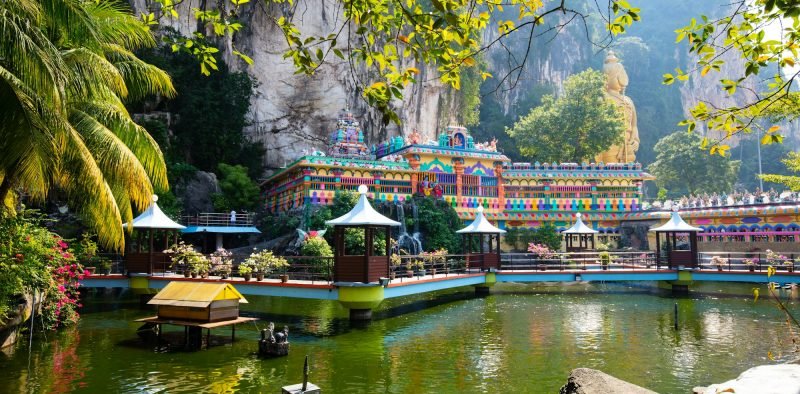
[0,211,87,329]
[0,0,175,250]
[300,236,333,275]
[666,1,800,153]
[212,163,261,211]
[761,152,800,191]
[506,69,625,163]
[648,132,740,198]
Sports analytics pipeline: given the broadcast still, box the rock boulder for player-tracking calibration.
[700,364,800,394]
[560,368,657,394]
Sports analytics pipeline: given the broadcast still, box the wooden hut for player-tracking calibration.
[325,185,400,283]
[650,209,703,268]
[148,282,248,322]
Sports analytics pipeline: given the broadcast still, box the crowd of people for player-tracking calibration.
[648,189,800,210]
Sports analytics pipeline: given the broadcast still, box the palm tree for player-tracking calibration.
[0,0,175,251]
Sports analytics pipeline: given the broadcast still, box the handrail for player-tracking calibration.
[181,212,255,227]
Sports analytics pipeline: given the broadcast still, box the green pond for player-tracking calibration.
[1,282,798,393]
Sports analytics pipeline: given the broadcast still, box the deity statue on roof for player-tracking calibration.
[595,51,640,164]
[407,129,422,145]
[327,108,375,159]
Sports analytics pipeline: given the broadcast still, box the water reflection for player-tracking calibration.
[0,282,796,393]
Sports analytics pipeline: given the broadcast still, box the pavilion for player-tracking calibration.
[561,212,598,252]
[650,209,703,268]
[123,195,185,274]
[456,206,505,271]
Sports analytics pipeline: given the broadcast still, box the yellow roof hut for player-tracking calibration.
[148,282,248,323]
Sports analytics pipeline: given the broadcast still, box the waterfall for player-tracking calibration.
[396,202,422,255]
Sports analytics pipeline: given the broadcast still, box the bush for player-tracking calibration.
[0,211,87,329]
[300,237,333,274]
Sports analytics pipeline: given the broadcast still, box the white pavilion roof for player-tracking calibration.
[123,195,186,230]
[325,185,401,227]
[562,213,598,234]
[456,206,506,234]
[650,211,703,232]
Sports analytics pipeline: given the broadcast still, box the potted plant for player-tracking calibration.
[422,248,447,276]
[188,253,211,279]
[528,243,556,271]
[244,249,290,281]
[413,260,426,277]
[598,252,611,270]
[164,241,200,277]
[210,248,233,279]
[404,260,416,278]
[97,258,112,275]
[710,256,727,271]
[743,258,757,272]
[389,253,401,280]
[784,259,794,273]
[238,263,253,281]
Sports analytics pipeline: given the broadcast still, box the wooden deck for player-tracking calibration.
[134,316,258,329]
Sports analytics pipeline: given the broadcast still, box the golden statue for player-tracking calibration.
[595,51,639,164]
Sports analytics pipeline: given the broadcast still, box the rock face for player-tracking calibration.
[128,0,470,173]
[177,171,220,214]
[560,368,657,394]
[700,364,800,394]
[0,293,38,349]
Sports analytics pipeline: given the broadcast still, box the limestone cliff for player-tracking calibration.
[129,0,464,173]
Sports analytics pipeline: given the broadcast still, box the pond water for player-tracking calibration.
[0,282,798,393]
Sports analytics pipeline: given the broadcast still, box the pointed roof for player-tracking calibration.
[123,195,186,230]
[562,212,598,234]
[148,282,247,308]
[650,210,703,232]
[456,206,506,234]
[325,185,401,227]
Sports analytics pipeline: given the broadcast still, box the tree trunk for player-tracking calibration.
[0,170,15,209]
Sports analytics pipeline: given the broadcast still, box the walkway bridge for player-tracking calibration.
[82,251,799,320]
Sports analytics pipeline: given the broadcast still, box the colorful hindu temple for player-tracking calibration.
[260,109,800,253]
[261,110,654,246]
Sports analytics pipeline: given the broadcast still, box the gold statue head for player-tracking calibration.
[603,50,628,94]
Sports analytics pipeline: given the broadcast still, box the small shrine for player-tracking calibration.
[328,109,373,159]
[135,282,257,350]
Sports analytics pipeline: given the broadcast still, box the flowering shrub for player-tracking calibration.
[0,211,86,329]
[743,258,758,266]
[164,242,209,274]
[210,248,233,276]
[527,243,557,260]
[765,249,786,265]
[710,256,728,268]
[421,248,448,265]
[244,249,289,274]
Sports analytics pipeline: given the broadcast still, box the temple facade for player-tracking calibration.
[261,110,653,246]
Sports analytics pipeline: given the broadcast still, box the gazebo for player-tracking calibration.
[561,212,598,252]
[456,206,506,271]
[650,208,703,268]
[325,185,400,284]
[123,195,185,274]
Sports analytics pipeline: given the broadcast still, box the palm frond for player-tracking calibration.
[88,1,156,50]
[70,96,168,190]
[57,125,125,251]
[104,44,176,100]
[62,47,127,98]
